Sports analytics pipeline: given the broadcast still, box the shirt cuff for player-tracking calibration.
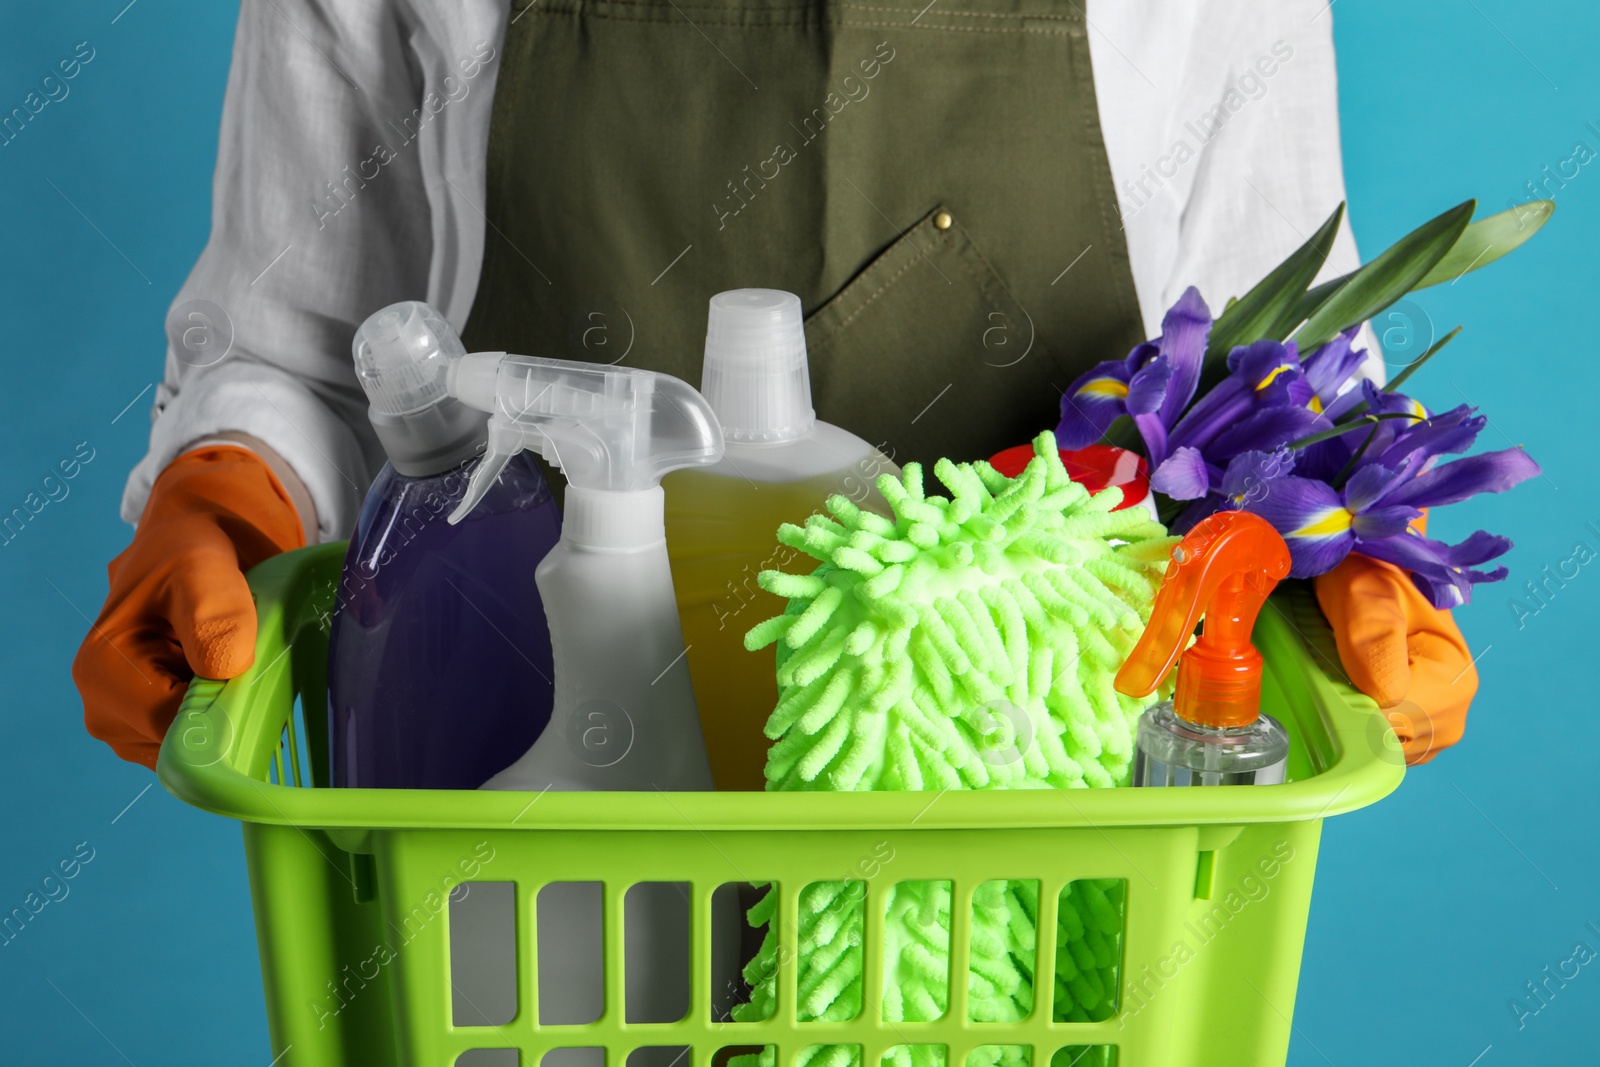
[121,361,374,542]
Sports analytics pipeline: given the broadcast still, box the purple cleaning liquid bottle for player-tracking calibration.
[327,302,560,789]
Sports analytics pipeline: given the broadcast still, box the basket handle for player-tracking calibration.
[157,543,347,815]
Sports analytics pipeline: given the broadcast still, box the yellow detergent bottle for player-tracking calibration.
[665,289,897,790]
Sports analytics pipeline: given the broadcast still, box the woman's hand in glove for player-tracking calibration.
[73,444,308,769]
[1313,550,1477,766]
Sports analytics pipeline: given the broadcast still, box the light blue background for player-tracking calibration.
[0,1,1594,1063]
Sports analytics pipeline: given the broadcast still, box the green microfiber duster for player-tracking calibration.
[731,433,1174,1067]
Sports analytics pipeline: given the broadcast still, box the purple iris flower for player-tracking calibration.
[1304,327,1370,416]
[1294,380,1439,484]
[1166,445,1300,533]
[1056,289,1333,503]
[1239,401,1541,607]
[1056,285,1210,461]
[1056,288,1539,605]
[1134,337,1336,509]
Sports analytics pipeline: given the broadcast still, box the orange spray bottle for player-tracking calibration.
[1114,511,1294,787]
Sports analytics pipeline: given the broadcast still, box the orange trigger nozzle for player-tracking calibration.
[1113,511,1291,729]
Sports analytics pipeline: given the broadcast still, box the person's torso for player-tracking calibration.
[461,0,1145,470]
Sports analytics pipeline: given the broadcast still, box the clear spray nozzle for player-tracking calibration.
[446,352,725,525]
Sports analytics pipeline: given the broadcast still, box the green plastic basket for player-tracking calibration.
[159,543,1403,1067]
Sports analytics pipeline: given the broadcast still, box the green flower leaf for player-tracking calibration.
[1208,203,1344,352]
[1413,200,1555,289]
[1297,204,1552,321]
[1289,200,1475,351]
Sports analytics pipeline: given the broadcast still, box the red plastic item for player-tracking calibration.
[988,443,1150,510]
[1113,511,1291,729]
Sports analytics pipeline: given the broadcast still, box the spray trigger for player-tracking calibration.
[448,416,531,524]
[1114,511,1292,729]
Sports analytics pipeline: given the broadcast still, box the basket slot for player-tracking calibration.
[630,1046,694,1067]
[1192,852,1216,901]
[538,882,607,1027]
[451,882,518,1027]
[266,696,314,789]
[966,881,1040,1024]
[796,1044,863,1067]
[792,880,867,1026]
[964,1046,1029,1067]
[713,883,768,1022]
[880,880,953,1022]
[716,1044,774,1067]
[622,882,692,1025]
[347,850,377,905]
[1051,881,1126,1024]
[882,1045,949,1067]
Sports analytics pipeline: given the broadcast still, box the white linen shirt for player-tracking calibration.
[125,0,1369,541]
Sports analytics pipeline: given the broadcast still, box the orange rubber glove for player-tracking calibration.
[1313,550,1476,766]
[73,446,305,768]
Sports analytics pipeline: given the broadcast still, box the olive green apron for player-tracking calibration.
[462,0,1145,471]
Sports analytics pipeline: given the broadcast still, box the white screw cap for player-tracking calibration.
[353,301,465,415]
[700,289,815,443]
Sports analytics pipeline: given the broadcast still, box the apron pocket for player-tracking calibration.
[803,206,1056,470]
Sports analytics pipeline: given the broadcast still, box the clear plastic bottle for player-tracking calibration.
[327,303,561,789]
[664,289,897,790]
[1132,703,1290,787]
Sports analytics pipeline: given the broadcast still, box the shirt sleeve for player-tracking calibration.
[1094,0,1381,373]
[122,0,505,540]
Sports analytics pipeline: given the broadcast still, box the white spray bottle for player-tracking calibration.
[447,350,724,790]
[445,349,728,1055]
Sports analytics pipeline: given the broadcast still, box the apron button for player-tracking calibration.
[933,210,953,231]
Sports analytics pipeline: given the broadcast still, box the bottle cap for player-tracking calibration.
[1113,511,1291,729]
[699,289,815,443]
[988,444,1151,511]
[354,302,464,415]
[352,302,488,477]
